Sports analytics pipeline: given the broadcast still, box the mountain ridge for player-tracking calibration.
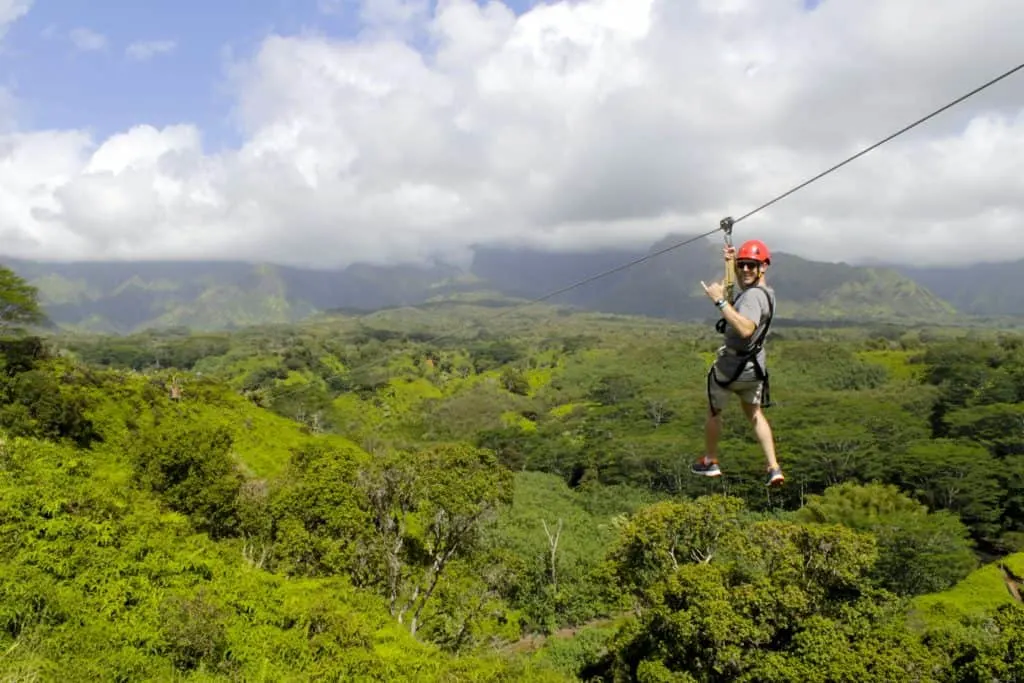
[0,235,1008,333]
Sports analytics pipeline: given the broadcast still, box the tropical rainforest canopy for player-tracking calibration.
[0,263,1021,681]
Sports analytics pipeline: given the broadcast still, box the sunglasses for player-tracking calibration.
[737,260,761,271]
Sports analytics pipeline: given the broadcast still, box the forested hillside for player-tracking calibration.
[896,258,1024,317]
[2,267,1023,680]
[3,233,965,333]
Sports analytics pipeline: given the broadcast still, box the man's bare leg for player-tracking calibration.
[741,402,780,471]
[691,406,724,477]
[704,408,722,462]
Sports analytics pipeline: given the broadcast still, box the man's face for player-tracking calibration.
[737,259,761,287]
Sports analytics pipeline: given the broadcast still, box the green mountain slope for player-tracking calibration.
[471,234,959,323]
[2,234,962,333]
[771,252,957,320]
[895,259,1024,317]
[4,259,470,333]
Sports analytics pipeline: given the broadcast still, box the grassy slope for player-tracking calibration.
[80,367,341,480]
[907,553,1024,631]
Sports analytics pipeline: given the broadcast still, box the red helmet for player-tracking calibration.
[737,239,771,265]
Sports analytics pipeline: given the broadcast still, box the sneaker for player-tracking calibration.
[765,467,785,487]
[691,456,722,477]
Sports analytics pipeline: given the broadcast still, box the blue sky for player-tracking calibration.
[0,0,539,149]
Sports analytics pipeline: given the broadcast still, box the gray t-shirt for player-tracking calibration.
[713,285,775,383]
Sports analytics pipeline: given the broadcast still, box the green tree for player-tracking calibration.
[942,403,1024,457]
[924,603,1024,681]
[128,418,244,538]
[793,481,977,596]
[500,366,530,395]
[886,439,1005,544]
[0,265,47,334]
[588,373,639,407]
[607,495,746,602]
[599,494,943,681]
[262,440,374,579]
[399,443,515,637]
[359,443,516,639]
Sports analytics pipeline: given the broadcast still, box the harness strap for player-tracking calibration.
[707,285,775,412]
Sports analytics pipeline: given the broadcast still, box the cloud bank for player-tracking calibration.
[2,0,1024,268]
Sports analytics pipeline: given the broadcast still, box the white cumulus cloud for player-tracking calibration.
[2,0,1024,268]
[126,39,177,61]
[68,27,106,51]
[0,0,30,38]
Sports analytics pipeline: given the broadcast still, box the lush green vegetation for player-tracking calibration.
[2,262,1023,680]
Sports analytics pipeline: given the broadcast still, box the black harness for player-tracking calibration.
[707,285,775,415]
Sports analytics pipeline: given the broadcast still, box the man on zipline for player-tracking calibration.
[691,239,785,487]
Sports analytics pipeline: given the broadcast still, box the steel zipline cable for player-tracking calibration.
[260,59,1024,404]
